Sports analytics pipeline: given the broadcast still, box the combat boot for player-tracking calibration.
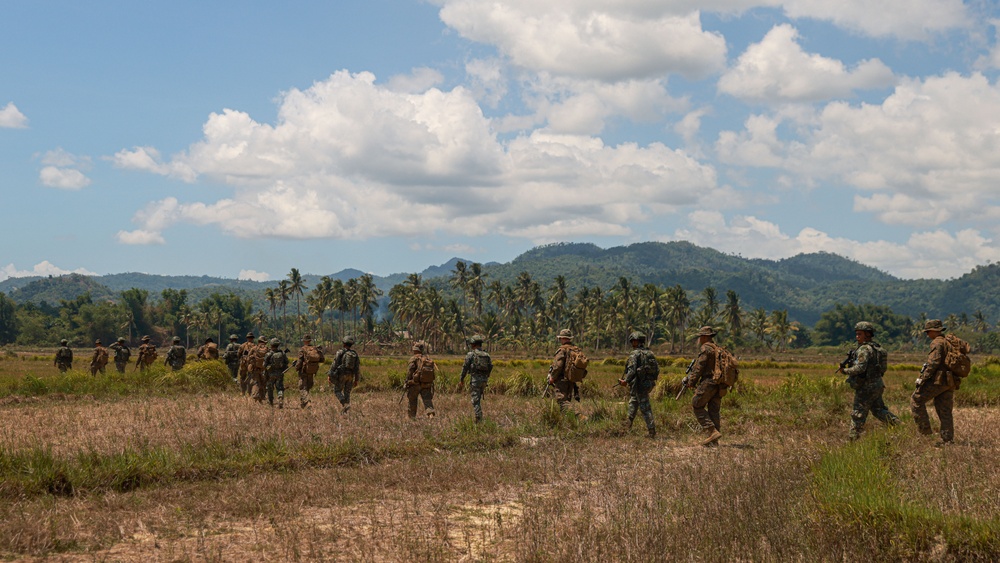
[277,391,283,409]
[701,427,721,446]
[647,426,656,439]
[342,404,350,414]
[623,418,633,433]
[426,410,435,419]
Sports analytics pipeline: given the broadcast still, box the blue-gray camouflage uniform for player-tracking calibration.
[842,341,899,439]
[623,345,657,436]
[460,348,493,422]
[165,344,187,371]
[329,346,360,412]
[263,346,289,408]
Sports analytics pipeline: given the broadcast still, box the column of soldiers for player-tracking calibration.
[48,318,964,445]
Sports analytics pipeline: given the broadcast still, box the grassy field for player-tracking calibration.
[0,351,997,561]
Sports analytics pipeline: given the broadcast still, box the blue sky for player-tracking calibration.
[3,0,1000,283]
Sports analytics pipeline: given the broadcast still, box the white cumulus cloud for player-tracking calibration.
[0,261,97,282]
[0,102,28,128]
[719,24,895,103]
[115,229,166,245]
[238,269,271,282]
[39,166,91,190]
[781,0,972,41]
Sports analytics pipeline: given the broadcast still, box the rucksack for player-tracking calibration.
[416,355,436,383]
[943,334,972,379]
[470,350,492,375]
[341,349,359,372]
[636,349,659,380]
[565,347,589,383]
[251,345,268,369]
[711,345,739,387]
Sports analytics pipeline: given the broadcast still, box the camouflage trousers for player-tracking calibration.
[333,373,357,407]
[627,379,655,432]
[298,371,315,408]
[407,382,434,418]
[691,379,723,432]
[226,361,239,381]
[249,369,266,402]
[56,363,70,373]
[552,379,579,410]
[264,371,284,406]
[90,364,106,376]
[114,361,128,374]
[911,379,955,442]
[850,380,899,438]
[469,376,489,422]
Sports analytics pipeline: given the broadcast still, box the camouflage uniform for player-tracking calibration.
[54,340,73,372]
[109,338,131,373]
[685,326,725,445]
[164,338,186,371]
[911,320,957,444]
[622,333,657,437]
[250,336,269,402]
[459,336,493,423]
[329,338,360,413]
[90,340,109,376]
[296,336,325,409]
[136,337,158,371]
[197,338,219,360]
[841,331,898,439]
[263,339,289,408]
[406,344,435,418]
[237,333,256,395]
[222,335,241,381]
[548,329,582,410]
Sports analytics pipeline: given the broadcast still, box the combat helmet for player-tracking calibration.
[342,336,354,345]
[258,336,267,343]
[269,338,281,348]
[229,334,238,340]
[556,329,573,340]
[696,326,717,337]
[854,321,875,335]
[141,335,151,342]
[628,331,646,343]
[95,339,102,345]
[411,341,425,353]
[468,334,484,345]
[60,339,68,346]
[172,336,181,343]
[117,337,126,343]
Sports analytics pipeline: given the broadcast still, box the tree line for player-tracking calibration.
[1,261,998,354]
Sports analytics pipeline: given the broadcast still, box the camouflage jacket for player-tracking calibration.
[624,346,656,386]
[460,349,493,381]
[54,346,73,366]
[691,342,719,383]
[197,342,219,360]
[331,347,361,376]
[91,345,109,368]
[263,349,289,375]
[109,342,131,362]
[842,341,887,381]
[549,343,580,381]
[137,343,158,364]
[165,345,187,368]
[924,336,950,384]
[223,342,240,364]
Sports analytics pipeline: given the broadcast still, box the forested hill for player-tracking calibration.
[4,241,998,325]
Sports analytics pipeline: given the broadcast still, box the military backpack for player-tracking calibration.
[341,349,359,373]
[711,344,739,388]
[943,334,972,380]
[636,349,659,380]
[470,349,493,376]
[565,347,589,383]
[416,355,437,383]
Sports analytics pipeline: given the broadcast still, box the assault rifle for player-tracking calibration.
[836,349,857,374]
[675,357,697,400]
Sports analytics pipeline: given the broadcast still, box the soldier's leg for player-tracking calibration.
[421,385,435,417]
[638,385,655,437]
[299,373,314,408]
[692,381,722,445]
[266,375,275,405]
[343,377,353,406]
[870,388,900,425]
[626,387,639,423]
[554,380,574,410]
[407,385,420,418]
[276,373,284,408]
[850,388,875,439]
[910,383,942,435]
[470,379,486,422]
[707,393,721,432]
[333,377,347,406]
[934,389,955,442]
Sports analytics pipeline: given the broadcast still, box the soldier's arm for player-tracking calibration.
[926,339,947,374]
[459,353,472,382]
[691,344,712,381]
[841,346,870,377]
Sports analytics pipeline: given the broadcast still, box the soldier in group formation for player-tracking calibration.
[48,317,967,446]
[458,334,493,423]
[328,336,361,414]
[109,337,131,373]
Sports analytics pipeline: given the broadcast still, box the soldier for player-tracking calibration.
[136,335,158,371]
[109,337,131,374]
[89,339,109,376]
[682,326,725,446]
[222,334,241,382]
[405,341,436,419]
[911,319,958,445]
[237,332,256,395]
[458,334,493,423]
[249,335,269,402]
[54,339,73,372]
[328,336,361,414]
[164,336,187,371]
[547,329,583,410]
[295,335,325,409]
[197,337,219,360]
[618,331,658,438]
[263,338,289,408]
[838,321,899,440]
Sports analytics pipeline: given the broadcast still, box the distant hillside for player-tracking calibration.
[2,242,996,325]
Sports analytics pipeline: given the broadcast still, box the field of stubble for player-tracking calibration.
[0,351,997,562]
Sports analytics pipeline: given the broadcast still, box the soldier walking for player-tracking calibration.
[328,336,361,414]
[165,336,186,371]
[197,337,219,360]
[405,342,436,419]
[109,337,131,373]
[90,339,109,376]
[618,332,658,438]
[222,334,241,382]
[54,339,73,372]
[238,332,256,395]
[911,319,961,445]
[547,329,583,411]
[136,335,157,371]
[249,336,268,402]
[458,335,493,423]
[838,321,899,440]
[682,326,726,446]
[296,335,325,409]
[263,338,289,408]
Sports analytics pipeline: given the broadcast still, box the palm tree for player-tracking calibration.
[252,310,268,333]
[723,290,743,344]
[638,283,664,345]
[664,285,690,353]
[264,287,278,331]
[277,280,290,339]
[287,268,307,320]
[748,308,770,350]
[467,262,487,319]
[332,279,349,340]
[766,309,798,352]
[450,260,468,312]
[548,275,568,335]
[357,273,383,335]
